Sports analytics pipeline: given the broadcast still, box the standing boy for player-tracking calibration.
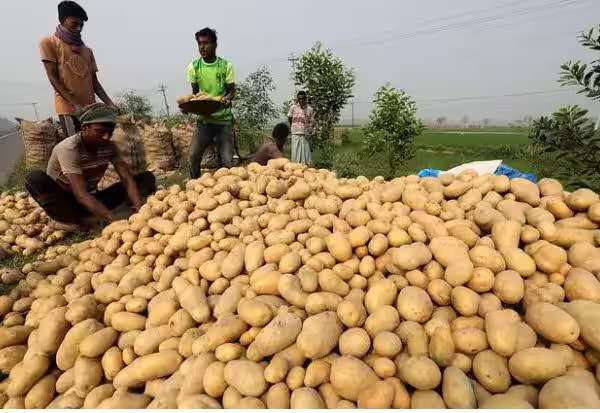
[39,1,115,138]
[186,27,236,178]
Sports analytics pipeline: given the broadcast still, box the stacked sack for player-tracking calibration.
[98,116,146,190]
[0,161,600,408]
[141,123,176,174]
[15,118,59,171]
[171,123,219,170]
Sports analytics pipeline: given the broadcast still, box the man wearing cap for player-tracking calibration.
[39,1,115,138]
[25,103,156,226]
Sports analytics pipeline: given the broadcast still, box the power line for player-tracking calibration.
[333,0,584,50]
[260,0,586,65]
[349,88,575,105]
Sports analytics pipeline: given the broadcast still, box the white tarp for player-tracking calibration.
[444,159,502,176]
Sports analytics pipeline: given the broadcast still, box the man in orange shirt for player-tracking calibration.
[39,1,115,138]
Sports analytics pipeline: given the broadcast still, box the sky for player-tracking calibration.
[0,0,599,125]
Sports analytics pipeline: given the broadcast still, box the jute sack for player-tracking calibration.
[98,116,146,189]
[16,118,59,170]
[171,123,219,169]
[142,123,176,173]
[171,123,193,165]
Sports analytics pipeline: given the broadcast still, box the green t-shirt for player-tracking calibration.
[186,56,235,124]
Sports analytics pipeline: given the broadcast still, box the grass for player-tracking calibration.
[418,130,528,148]
[328,126,538,176]
[0,157,27,193]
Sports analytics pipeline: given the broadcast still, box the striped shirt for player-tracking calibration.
[47,133,120,192]
[287,103,315,136]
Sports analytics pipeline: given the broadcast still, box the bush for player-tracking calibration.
[528,105,600,191]
[362,85,424,176]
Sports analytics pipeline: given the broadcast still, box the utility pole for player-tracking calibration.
[157,84,170,117]
[288,53,299,94]
[29,103,39,120]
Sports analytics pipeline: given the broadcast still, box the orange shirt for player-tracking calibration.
[39,35,97,115]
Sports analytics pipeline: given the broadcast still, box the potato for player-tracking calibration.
[330,356,379,401]
[538,374,600,408]
[339,327,371,358]
[356,380,394,408]
[411,390,446,409]
[525,302,579,344]
[297,311,343,359]
[179,353,216,396]
[493,270,524,304]
[472,349,511,393]
[396,286,433,322]
[485,309,519,357]
[452,327,488,355]
[24,373,56,409]
[399,356,441,390]
[113,350,182,388]
[79,327,119,358]
[391,242,432,270]
[559,300,600,351]
[564,268,600,303]
[479,393,533,409]
[508,347,567,384]
[0,345,26,373]
[56,319,103,371]
[239,311,298,359]
[74,356,103,397]
[451,286,481,316]
[221,359,267,397]
[6,353,50,397]
[442,366,476,408]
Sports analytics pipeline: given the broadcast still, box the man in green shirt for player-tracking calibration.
[186,27,236,178]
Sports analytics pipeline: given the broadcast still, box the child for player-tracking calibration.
[253,123,290,166]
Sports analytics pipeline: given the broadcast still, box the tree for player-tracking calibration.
[560,26,600,101]
[233,66,278,152]
[362,85,424,176]
[482,118,491,127]
[292,42,355,163]
[461,115,470,128]
[435,116,447,128]
[116,90,153,121]
[529,105,600,190]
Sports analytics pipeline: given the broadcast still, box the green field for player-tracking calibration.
[418,130,528,147]
[326,127,540,178]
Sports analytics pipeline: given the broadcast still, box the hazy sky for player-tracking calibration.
[0,0,599,124]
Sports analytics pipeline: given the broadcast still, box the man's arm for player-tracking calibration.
[112,159,143,211]
[42,61,81,109]
[92,73,115,107]
[287,105,293,126]
[221,83,236,105]
[66,173,118,222]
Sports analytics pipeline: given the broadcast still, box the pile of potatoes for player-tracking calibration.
[1,159,600,409]
[0,191,67,258]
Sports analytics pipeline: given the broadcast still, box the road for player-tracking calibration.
[0,131,24,186]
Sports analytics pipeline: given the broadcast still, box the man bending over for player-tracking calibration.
[25,103,156,226]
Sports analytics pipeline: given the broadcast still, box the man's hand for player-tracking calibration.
[66,173,117,223]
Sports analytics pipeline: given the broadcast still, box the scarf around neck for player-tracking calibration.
[55,24,84,48]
